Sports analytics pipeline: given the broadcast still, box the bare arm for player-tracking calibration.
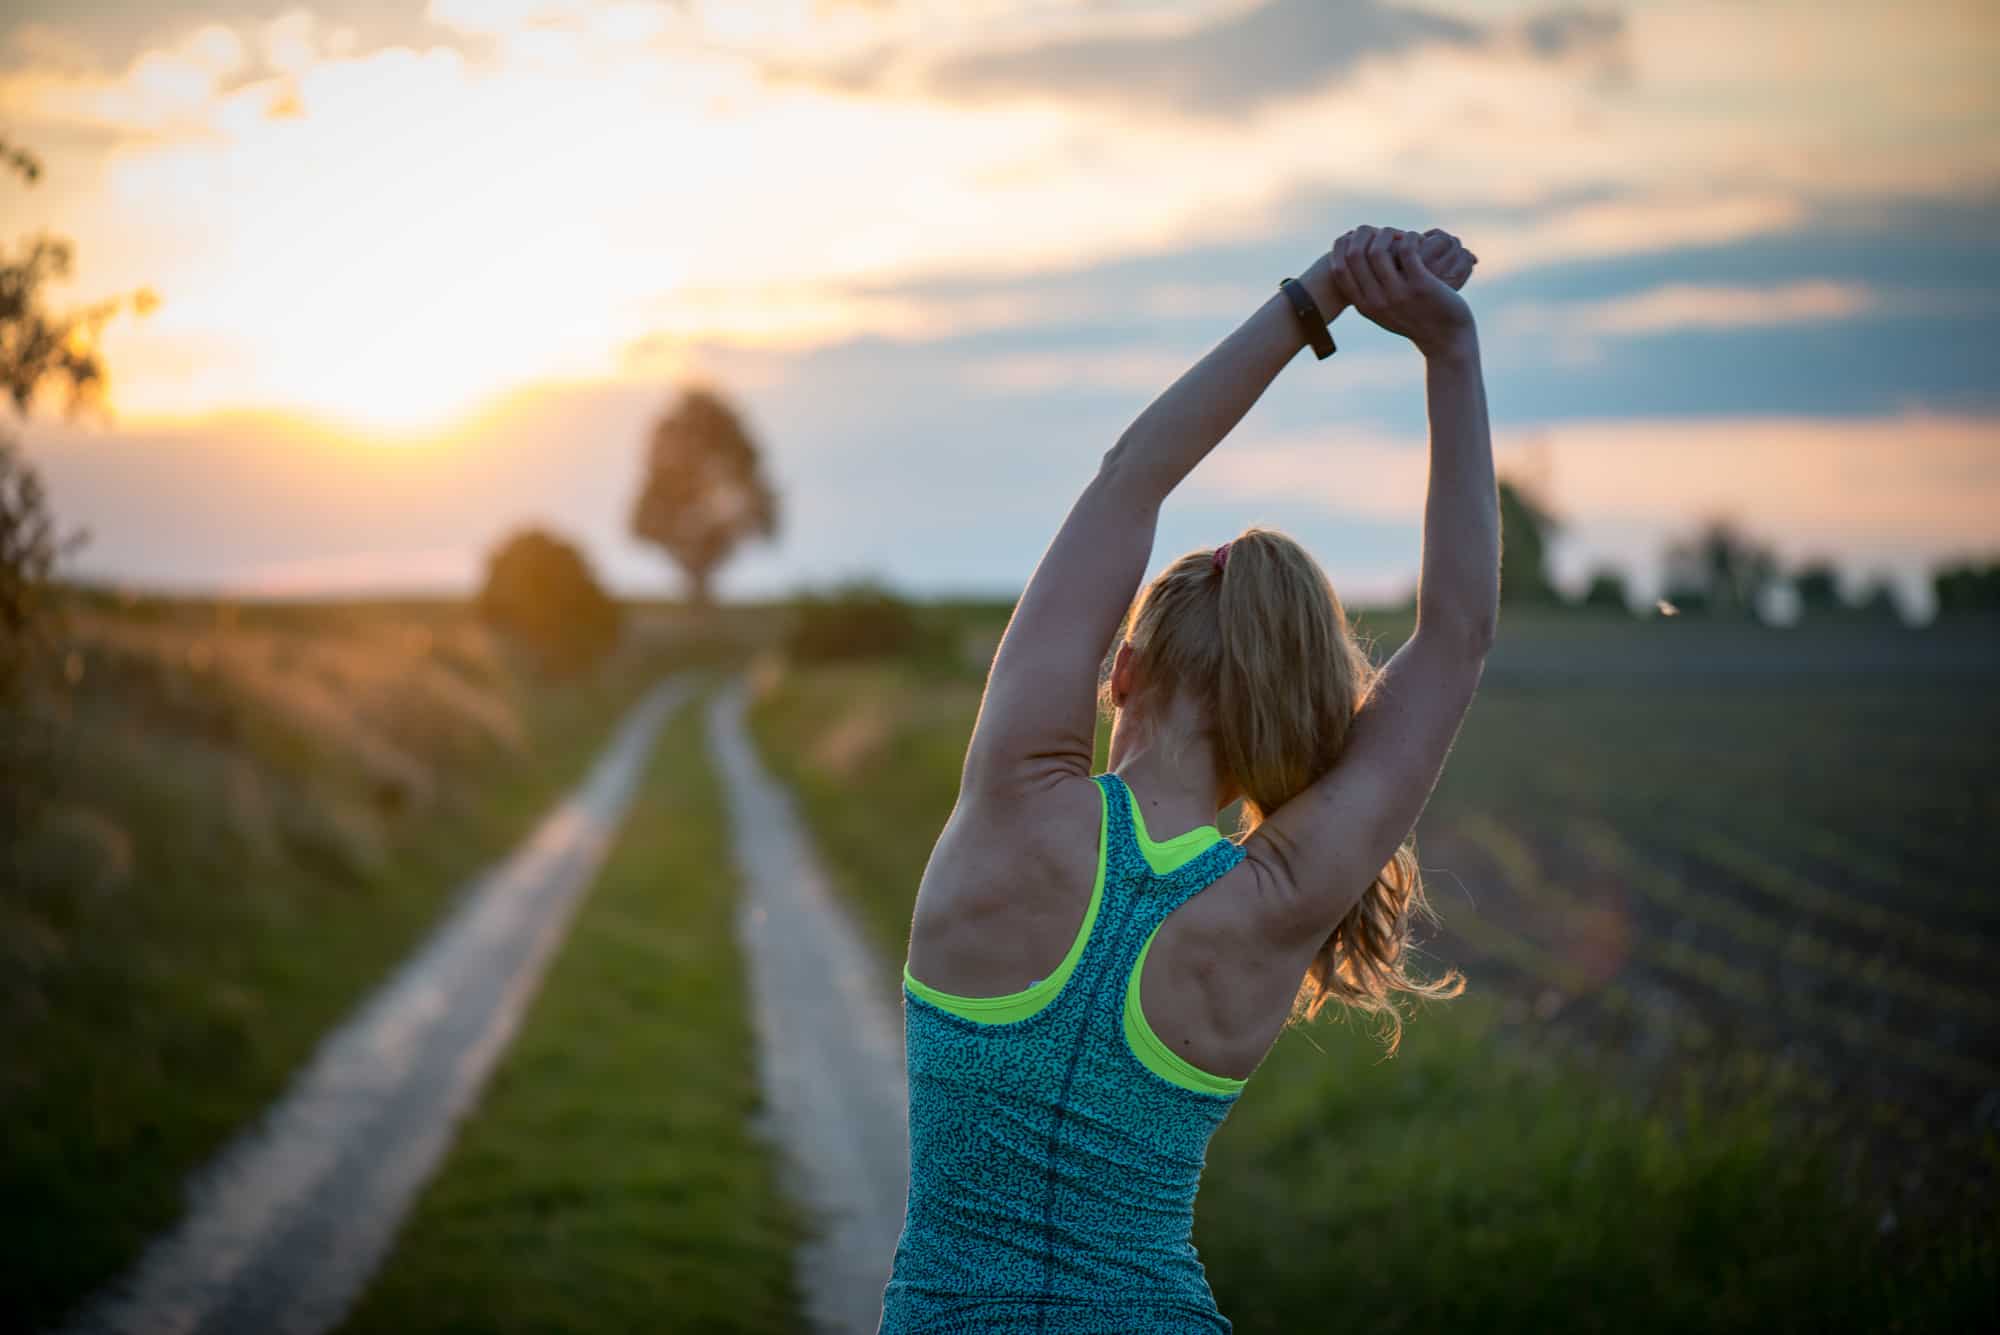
[959,234,1470,797]
[1248,227,1499,931]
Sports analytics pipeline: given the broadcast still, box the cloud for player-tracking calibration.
[1497,280,1878,339]
[920,0,1481,118]
[0,3,449,77]
[775,0,1623,121]
[6,0,1994,437]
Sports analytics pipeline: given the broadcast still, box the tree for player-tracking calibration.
[630,385,778,606]
[1793,561,1843,615]
[1,137,156,416]
[2,140,153,843]
[1578,567,1631,614]
[477,527,621,676]
[1661,518,1778,618]
[1933,559,2000,615]
[1497,475,1561,606]
[2,139,152,690]
[1848,576,1903,622]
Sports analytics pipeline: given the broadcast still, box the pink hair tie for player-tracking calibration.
[1213,542,1231,573]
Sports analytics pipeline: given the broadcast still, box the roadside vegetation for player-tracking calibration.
[1,593,728,1328]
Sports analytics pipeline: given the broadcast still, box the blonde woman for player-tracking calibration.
[883,225,1495,1332]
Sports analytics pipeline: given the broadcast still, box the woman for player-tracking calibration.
[882,224,1496,1331]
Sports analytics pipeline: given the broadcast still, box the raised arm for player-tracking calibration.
[1247,226,1499,929]
[959,231,1469,797]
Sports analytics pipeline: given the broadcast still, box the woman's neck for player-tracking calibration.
[1109,701,1231,839]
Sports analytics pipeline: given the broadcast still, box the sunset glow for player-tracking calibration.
[4,0,1996,599]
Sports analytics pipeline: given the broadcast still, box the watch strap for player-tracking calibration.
[1279,276,1336,360]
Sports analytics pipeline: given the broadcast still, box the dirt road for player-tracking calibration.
[52,679,693,1335]
[709,681,911,1335]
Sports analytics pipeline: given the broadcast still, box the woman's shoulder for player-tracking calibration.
[909,769,1110,988]
[953,766,1107,854]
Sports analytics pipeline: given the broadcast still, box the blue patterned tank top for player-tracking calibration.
[881,772,1250,1333]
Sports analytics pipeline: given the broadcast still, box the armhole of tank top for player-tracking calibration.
[902,778,1110,1025]
[1123,920,1249,1098]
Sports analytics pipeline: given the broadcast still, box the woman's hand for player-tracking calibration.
[1330,225,1477,357]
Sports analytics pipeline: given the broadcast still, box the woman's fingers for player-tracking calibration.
[1419,229,1457,276]
[1395,231,1425,288]
[1329,231,1359,308]
[1364,227,1405,301]
[1346,225,1387,308]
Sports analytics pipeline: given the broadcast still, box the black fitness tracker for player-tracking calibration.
[1279,276,1336,360]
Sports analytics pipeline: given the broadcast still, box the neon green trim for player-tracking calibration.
[1124,929,1247,1096]
[903,782,1109,1025]
[1123,781,1225,875]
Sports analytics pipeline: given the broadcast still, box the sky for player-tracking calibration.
[5,0,1997,611]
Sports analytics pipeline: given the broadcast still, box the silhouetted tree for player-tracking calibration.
[1933,559,2000,615]
[0,440,69,695]
[1793,561,1843,615]
[1578,567,1631,614]
[2,139,150,695]
[477,528,621,676]
[1498,475,1561,606]
[1661,519,1778,618]
[1,138,156,416]
[630,386,778,606]
[1848,577,1903,623]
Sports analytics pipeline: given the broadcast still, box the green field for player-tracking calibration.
[749,607,1999,1332]
[341,688,803,1335]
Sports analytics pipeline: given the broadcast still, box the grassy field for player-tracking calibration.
[748,607,1998,1332]
[341,688,803,1335]
[0,593,737,1330]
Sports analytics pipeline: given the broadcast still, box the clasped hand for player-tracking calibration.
[1329,225,1477,357]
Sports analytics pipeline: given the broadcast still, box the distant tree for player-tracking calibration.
[1848,577,1903,623]
[477,527,622,676]
[1498,475,1561,606]
[1661,518,1778,618]
[1933,559,2000,615]
[1578,567,1631,614]
[630,386,779,607]
[1792,561,1843,615]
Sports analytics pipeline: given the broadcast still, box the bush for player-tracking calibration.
[785,582,939,665]
[476,528,621,676]
[1933,559,2000,615]
[1578,568,1632,615]
[1,436,69,694]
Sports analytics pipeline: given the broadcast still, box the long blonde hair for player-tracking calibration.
[1108,525,1464,1052]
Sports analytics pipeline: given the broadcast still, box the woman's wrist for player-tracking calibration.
[1297,253,1348,325]
[1421,322,1481,367]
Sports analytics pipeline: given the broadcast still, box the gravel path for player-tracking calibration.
[709,680,911,1335]
[51,678,693,1335]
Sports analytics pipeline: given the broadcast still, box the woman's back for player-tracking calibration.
[877,224,1494,1331]
[884,773,1253,1333]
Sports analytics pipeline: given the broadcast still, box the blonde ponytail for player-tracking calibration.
[1116,525,1463,1053]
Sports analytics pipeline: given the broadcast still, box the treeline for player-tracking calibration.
[1498,480,1999,622]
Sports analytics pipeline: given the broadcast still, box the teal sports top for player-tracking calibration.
[882,772,1249,1333]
